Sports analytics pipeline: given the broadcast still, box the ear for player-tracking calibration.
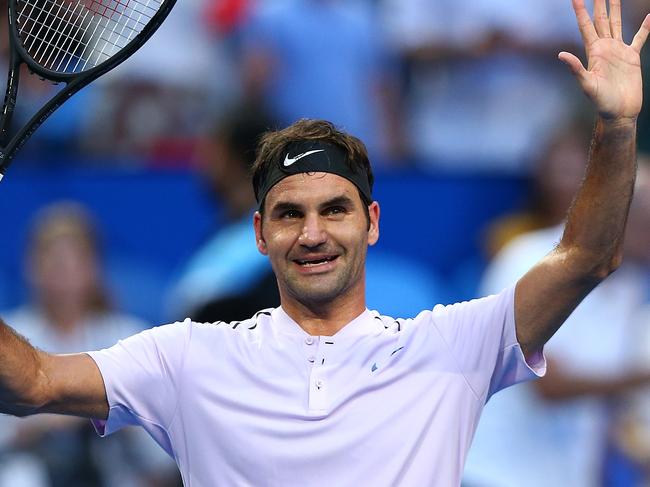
[367,201,380,246]
[253,212,268,255]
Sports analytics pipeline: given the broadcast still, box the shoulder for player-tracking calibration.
[191,308,274,328]
[121,309,277,357]
[369,291,511,326]
[367,307,441,338]
[367,309,408,333]
[406,287,516,337]
[187,308,276,341]
[367,297,480,334]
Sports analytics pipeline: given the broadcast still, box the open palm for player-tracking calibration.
[559,0,650,122]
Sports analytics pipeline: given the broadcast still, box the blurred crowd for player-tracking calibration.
[0,203,181,486]
[2,0,650,486]
[0,0,646,172]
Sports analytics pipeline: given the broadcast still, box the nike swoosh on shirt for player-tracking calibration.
[283,149,325,167]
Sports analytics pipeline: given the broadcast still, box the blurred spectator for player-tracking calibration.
[483,114,593,258]
[380,0,589,173]
[605,163,650,485]
[463,160,650,487]
[204,0,253,38]
[0,202,180,487]
[79,0,234,163]
[240,0,404,161]
[167,105,280,321]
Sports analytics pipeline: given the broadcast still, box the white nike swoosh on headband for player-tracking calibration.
[283,149,325,167]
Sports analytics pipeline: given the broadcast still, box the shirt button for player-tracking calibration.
[315,379,324,389]
[305,336,314,345]
[308,356,315,363]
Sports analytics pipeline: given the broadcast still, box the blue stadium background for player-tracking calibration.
[0,165,526,324]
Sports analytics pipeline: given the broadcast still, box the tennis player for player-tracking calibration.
[1,1,648,485]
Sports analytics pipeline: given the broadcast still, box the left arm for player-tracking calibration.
[515,0,650,357]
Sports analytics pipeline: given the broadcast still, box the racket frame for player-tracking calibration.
[0,0,177,178]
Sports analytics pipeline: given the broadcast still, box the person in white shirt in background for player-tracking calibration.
[380,0,591,173]
[0,202,180,487]
[464,160,650,487]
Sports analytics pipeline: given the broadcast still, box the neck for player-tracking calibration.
[279,289,366,336]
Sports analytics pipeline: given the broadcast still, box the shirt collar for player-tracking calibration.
[271,306,381,339]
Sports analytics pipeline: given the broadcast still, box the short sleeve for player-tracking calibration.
[85,319,192,456]
[431,286,545,402]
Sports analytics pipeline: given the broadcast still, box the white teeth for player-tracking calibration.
[298,257,334,266]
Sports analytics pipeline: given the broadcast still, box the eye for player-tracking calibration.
[280,209,302,219]
[324,206,347,216]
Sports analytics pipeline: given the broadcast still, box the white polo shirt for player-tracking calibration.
[87,286,544,486]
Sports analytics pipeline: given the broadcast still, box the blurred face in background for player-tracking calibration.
[535,129,589,222]
[196,132,239,198]
[195,130,257,219]
[28,213,101,311]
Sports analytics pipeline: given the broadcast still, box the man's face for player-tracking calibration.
[254,172,379,307]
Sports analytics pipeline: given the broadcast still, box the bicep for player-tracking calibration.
[39,352,109,420]
[515,248,598,356]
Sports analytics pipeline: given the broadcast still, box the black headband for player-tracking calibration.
[253,140,373,206]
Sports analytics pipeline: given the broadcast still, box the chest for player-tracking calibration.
[170,333,481,485]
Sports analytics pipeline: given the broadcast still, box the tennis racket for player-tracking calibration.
[0,0,177,181]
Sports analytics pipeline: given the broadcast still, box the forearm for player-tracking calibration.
[559,117,637,279]
[515,119,638,355]
[0,318,47,415]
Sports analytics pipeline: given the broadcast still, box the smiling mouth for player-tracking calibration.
[295,256,339,267]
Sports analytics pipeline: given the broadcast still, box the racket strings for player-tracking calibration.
[15,0,161,74]
[78,0,154,71]
[21,0,91,69]
[20,0,154,59]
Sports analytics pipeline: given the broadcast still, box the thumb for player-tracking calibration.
[558,51,595,95]
[558,51,587,78]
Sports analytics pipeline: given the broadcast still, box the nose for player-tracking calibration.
[298,213,327,248]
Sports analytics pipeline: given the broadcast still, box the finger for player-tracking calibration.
[572,0,599,48]
[593,0,612,38]
[609,0,623,40]
[631,14,650,53]
[558,51,595,93]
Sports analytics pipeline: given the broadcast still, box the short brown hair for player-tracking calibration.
[252,119,374,212]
